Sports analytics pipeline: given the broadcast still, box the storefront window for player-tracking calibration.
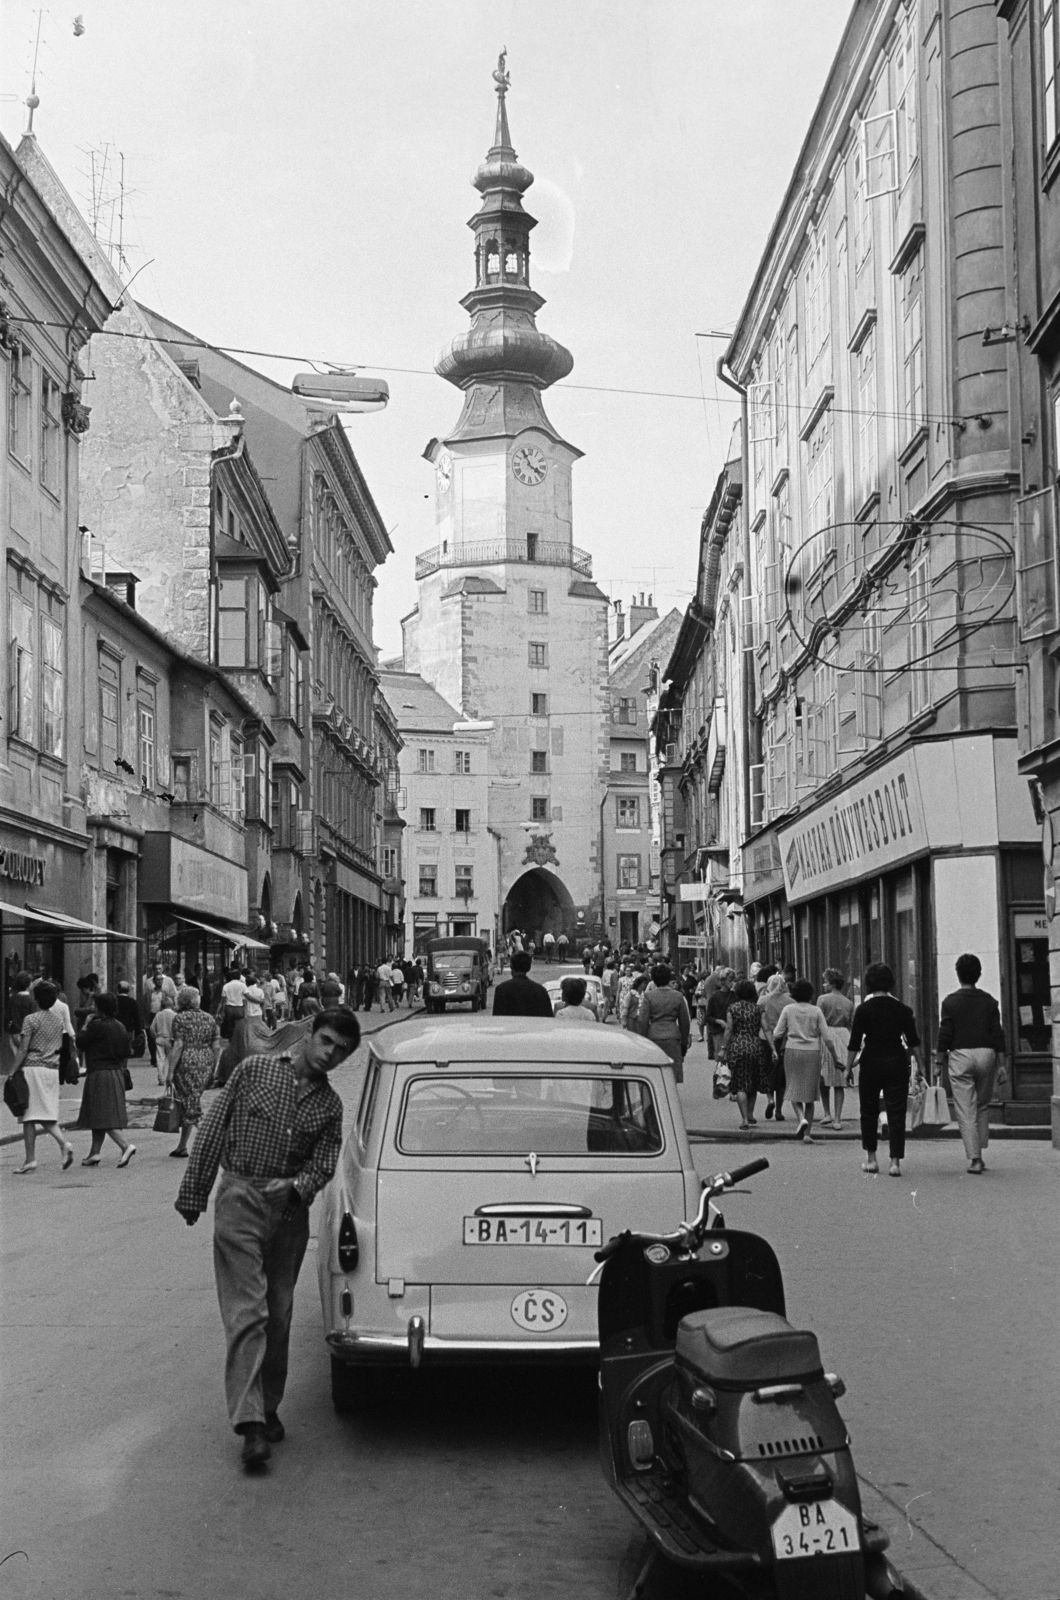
[1013,912,1051,1055]
[891,868,918,1015]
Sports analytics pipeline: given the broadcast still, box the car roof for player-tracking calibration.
[369,1017,668,1066]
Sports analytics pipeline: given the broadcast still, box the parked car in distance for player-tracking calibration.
[543,974,605,1020]
[422,936,491,1013]
[317,1017,700,1410]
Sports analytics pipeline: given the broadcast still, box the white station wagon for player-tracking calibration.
[317,1017,701,1410]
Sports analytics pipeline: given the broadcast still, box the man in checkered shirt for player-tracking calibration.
[176,1006,360,1470]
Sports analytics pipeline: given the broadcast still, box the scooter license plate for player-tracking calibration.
[771,1500,860,1561]
[463,1216,602,1246]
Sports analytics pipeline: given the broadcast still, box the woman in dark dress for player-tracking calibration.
[848,962,923,1177]
[75,991,135,1167]
[719,978,774,1130]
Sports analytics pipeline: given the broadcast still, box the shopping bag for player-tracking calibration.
[152,1093,182,1134]
[712,1062,732,1100]
[908,1078,927,1131]
[3,1067,29,1119]
[923,1085,949,1125]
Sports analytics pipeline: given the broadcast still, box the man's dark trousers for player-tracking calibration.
[212,1172,310,1429]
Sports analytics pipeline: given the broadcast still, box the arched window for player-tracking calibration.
[485,239,500,278]
[504,248,520,276]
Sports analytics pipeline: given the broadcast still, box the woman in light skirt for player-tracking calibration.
[773,980,840,1141]
[9,980,74,1173]
[817,969,854,1129]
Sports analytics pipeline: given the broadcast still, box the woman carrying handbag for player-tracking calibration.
[847,962,924,1177]
[8,980,74,1173]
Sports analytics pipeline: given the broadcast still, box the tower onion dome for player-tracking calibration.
[435,51,573,392]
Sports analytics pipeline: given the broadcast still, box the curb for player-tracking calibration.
[0,1005,428,1146]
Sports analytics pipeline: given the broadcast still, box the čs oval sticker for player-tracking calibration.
[510,1289,568,1331]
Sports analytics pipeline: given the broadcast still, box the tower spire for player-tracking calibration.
[491,48,514,156]
[434,52,573,397]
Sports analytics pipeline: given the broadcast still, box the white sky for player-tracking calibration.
[1,1,852,655]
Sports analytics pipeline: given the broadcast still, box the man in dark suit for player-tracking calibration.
[492,950,554,1017]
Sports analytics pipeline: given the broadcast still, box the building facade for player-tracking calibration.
[655,436,750,974]
[996,0,1060,1140]
[401,58,610,948]
[379,671,499,956]
[1,130,115,1026]
[722,0,1041,1102]
[604,601,682,952]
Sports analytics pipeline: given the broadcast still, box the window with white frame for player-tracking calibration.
[531,692,548,715]
[230,733,245,820]
[615,697,637,725]
[859,610,883,743]
[8,344,32,467]
[99,650,120,768]
[531,796,549,821]
[419,807,436,832]
[894,3,919,184]
[528,588,547,614]
[766,696,792,817]
[1046,0,1060,150]
[773,332,787,467]
[455,807,471,833]
[854,329,878,509]
[528,641,547,668]
[417,747,435,773]
[805,412,834,574]
[620,751,637,772]
[40,373,62,497]
[617,796,640,828]
[7,584,35,744]
[454,749,471,774]
[418,863,438,898]
[209,721,225,807]
[901,251,925,436]
[617,854,641,889]
[811,657,838,777]
[137,673,156,790]
[908,558,931,716]
[804,231,831,372]
[382,845,398,877]
[852,137,872,272]
[36,614,60,756]
[455,864,474,898]
[531,750,548,774]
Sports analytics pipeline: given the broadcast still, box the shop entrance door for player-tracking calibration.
[1011,911,1051,1101]
[619,911,639,946]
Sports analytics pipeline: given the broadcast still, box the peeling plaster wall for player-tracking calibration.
[77,305,239,662]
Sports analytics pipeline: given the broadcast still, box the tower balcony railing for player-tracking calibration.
[415,538,593,581]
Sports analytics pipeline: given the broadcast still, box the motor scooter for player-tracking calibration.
[594,1157,919,1600]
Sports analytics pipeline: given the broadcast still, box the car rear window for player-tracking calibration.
[397,1073,663,1156]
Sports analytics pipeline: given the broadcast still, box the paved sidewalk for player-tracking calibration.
[0,1000,424,1146]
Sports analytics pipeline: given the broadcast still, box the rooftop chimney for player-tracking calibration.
[628,591,659,639]
[611,598,625,644]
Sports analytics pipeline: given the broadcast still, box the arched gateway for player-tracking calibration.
[503,869,576,946]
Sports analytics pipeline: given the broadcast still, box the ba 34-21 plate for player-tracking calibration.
[771,1500,860,1561]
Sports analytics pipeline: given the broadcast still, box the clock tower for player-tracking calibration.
[405,53,609,949]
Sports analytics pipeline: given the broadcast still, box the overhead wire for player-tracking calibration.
[4,313,976,431]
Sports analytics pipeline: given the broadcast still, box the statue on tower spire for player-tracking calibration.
[491,48,513,155]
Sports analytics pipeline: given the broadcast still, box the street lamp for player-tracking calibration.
[291,371,389,414]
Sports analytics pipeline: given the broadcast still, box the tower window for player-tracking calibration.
[528,589,547,614]
[485,240,500,278]
[531,751,548,774]
[529,642,547,668]
[504,250,519,275]
[531,693,548,715]
[532,797,549,822]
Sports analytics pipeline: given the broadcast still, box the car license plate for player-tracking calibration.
[771,1499,860,1561]
[463,1216,602,1246]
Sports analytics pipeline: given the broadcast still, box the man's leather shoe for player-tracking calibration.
[263,1412,285,1443]
[240,1424,272,1470]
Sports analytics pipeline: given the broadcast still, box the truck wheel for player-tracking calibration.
[331,1357,363,1414]
[471,996,480,1013]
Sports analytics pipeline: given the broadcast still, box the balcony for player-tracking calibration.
[415,538,593,581]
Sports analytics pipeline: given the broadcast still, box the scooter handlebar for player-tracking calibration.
[725,1157,770,1186]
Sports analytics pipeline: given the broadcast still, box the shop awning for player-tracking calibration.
[171,913,270,951]
[1,901,140,942]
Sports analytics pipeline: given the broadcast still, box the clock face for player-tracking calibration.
[512,445,548,486]
[435,450,453,491]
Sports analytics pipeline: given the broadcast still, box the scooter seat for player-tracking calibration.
[676,1305,823,1387]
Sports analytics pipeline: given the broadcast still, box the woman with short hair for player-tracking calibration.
[9,980,74,1174]
[167,984,222,1159]
[555,975,596,1022]
[773,979,836,1142]
[75,991,135,1167]
[817,969,854,1129]
[718,978,774,1130]
[637,964,691,1081]
[848,962,922,1177]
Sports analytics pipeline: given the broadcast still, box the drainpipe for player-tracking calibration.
[716,356,751,844]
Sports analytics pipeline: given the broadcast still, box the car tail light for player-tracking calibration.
[338,1212,359,1271]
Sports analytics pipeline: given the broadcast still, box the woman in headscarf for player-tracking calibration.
[166,985,221,1158]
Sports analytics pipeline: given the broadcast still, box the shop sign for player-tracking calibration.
[678,883,711,902]
[142,833,249,924]
[778,752,928,904]
[1014,913,1048,938]
[0,845,46,886]
[742,831,785,905]
[333,861,383,909]
[678,934,708,948]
